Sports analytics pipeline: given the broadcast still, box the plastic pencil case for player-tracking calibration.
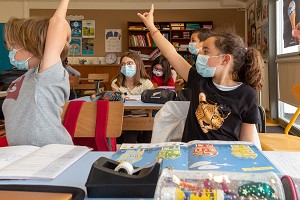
[281,175,300,200]
[155,169,285,200]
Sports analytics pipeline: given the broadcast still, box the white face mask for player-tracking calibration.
[196,54,224,77]
[188,42,200,55]
[153,69,164,77]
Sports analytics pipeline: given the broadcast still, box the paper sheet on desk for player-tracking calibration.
[125,95,141,101]
[264,151,300,178]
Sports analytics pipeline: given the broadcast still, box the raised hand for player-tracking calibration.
[137,4,156,32]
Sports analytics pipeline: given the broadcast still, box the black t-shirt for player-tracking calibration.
[181,67,258,142]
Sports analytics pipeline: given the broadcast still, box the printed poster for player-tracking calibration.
[68,38,81,56]
[256,27,262,50]
[105,29,122,52]
[255,0,262,28]
[82,38,94,55]
[82,20,95,38]
[283,0,300,48]
[261,24,269,59]
[247,2,256,47]
[70,21,82,37]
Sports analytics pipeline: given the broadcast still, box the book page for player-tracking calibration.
[0,144,91,179]
[263,151,300,178]
[113,143,189,171]
[0,145,39,169]
[186,141,282,176]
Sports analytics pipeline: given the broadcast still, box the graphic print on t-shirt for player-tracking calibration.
[195,92,231,133]
[6,75,25,100]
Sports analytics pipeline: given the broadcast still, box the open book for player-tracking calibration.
[0,144,91,180]
[112,141,282,176]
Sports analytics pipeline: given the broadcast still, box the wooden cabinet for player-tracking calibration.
[128,21,213,65]
[71,64,120,90]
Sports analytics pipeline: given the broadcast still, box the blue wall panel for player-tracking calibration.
[0,23,13,72]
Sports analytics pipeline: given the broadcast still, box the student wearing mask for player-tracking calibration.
[138,5,264,143]
[176,28,212,86]
[3,0,73,146]
[150,55,175,87]
[111,52,154,143]
[63,57,81,77]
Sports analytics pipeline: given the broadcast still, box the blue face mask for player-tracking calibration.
[196,54,224,77]
[188,42,200,55]
[8,48,32,70]
[121,64,136,78]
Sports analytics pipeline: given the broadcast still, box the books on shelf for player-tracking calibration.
[112,141,283,176]
[203,24,213,29]
[171,26,185,30]
[0,144,91,180]
[128,25,147,31]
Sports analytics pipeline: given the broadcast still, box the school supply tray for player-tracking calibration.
[155,169,285,200]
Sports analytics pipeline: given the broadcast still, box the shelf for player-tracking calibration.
[127,21,213,64]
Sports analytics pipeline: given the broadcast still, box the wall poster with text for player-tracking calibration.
[82,20,95,38]
[247,2,256,47]
[70,21,82,38]
[68,38,81,56]
[261,24,269,59]
[105,29,122,52]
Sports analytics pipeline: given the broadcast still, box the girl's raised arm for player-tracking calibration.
[138,4,191,81]
[40,0,71,72]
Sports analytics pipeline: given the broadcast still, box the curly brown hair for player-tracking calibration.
[211,30,264,91]
[113,52,150,87]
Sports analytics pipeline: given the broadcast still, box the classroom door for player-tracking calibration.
[0,23,12,72]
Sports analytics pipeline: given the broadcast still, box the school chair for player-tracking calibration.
[62,100,124,151]
[259,84,300,151]
[69,75,80,99]
[83,73,109,95]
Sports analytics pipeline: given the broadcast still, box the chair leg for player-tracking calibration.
[284,106,300,135]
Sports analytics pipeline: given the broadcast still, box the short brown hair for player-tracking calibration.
[4,17,49,59]
[4,17,69,61]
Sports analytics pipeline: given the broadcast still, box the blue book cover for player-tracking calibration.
[112,141,282,176]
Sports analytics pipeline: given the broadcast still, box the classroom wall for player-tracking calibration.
[30,9,245,58]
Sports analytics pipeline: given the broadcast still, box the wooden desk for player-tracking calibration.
[122,101,164,131]
[259,133,300,151]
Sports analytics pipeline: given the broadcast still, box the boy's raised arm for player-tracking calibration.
[40,0,71,72]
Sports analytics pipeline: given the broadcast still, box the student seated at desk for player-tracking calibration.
[111,52,154,143]
[150,55,175,87]
[2,0,73,146]
[138,5,264,144]
[63,57,81,77]
[175,28,212,86]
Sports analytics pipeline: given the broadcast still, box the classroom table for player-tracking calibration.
[0,151,299,200]
[122,101,164,131]
[259,133,300,151]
